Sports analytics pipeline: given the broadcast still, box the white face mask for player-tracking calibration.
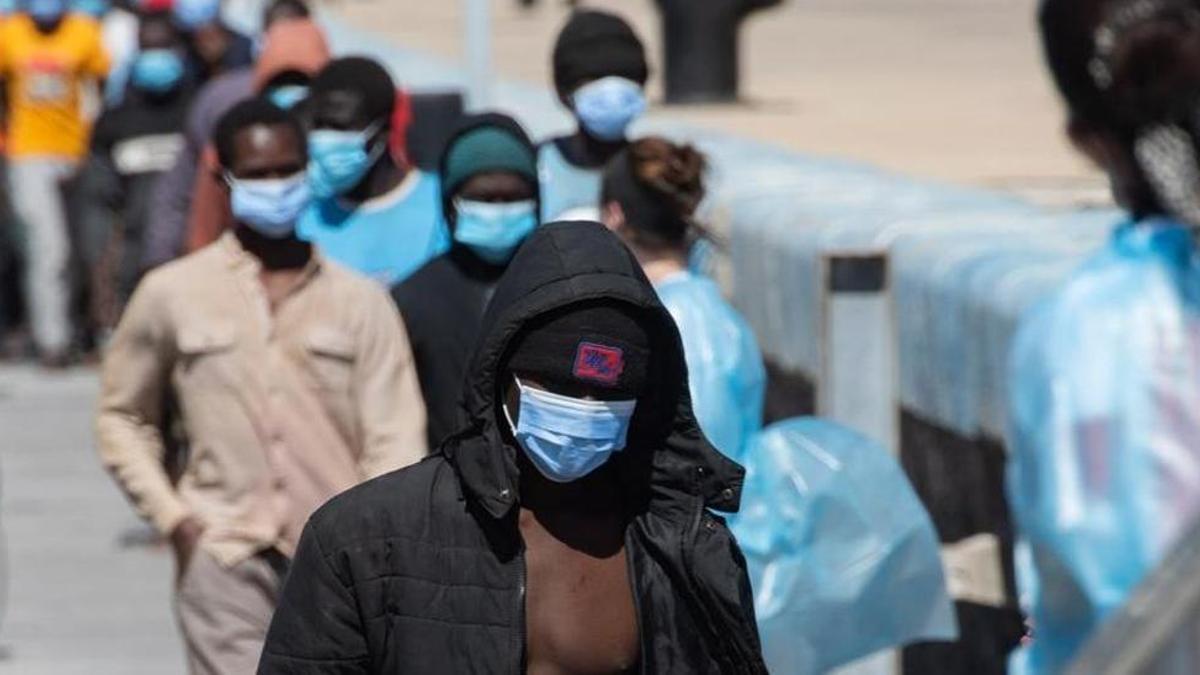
[503,377,637,483]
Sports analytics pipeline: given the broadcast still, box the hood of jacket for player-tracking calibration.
[443,221,744,519]
[252,18,331,92]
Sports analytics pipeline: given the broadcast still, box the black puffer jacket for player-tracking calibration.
[259,222,765,674]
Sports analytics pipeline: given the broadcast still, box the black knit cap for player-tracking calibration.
[506,301,651,399]
[552,10,649,97]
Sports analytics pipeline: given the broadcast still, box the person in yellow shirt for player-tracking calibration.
[0,0,109,366]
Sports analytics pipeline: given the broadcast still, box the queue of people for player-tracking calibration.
[0,0,1187,671]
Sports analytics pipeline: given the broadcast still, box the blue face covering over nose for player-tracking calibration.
[71,0,107,16]
[131,49,185,94]
[172,0,220,30]
[573,76,646,142]
[503,377,637,483]
[227,172,311,238]
[27,0,67,23]
[307,121,386,199]
[453,199,538,265]
[269,84,309,111]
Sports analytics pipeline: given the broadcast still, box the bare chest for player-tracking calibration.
[521,512,640,675]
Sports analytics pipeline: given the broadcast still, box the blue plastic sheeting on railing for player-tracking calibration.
[724,172,1026,378]
[731,419,957,675]
[1006,219,1200,674]
[890,209,1116,437]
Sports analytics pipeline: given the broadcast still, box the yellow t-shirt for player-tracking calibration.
[0,14,110,159]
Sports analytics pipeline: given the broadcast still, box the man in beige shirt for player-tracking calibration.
[96,99,427,675]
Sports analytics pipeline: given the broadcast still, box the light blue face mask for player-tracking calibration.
[453,198,537,265]
[27,0,67,23]
[71,0,107,17]
[227,172,311,238]
[269,84,309,111]
[573,76,646,142]
[503,377,637,483]
[131,49,185,94]
[307,121,386,199]
[172,0,220,30]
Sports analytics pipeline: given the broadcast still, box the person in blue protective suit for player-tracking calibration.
[297,56,449,286]
[391,112,540,448]
[540,9,648,222]
[1008,1,1200,672]
[601,136,765,462]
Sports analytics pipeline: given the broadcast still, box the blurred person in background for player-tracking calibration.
[260,221,765,673]
[541,9,648,222]
[602,137,765,462]
[96,99,427,675]
[101,0,194,106]
[392,112,540,448]
[297,56,449,286]
[143,2,322,270]
[1008,0,1200,671]
[76,9,193,343]
[172,0,251,84]
[183,14,327,252]
[0,0,110,366]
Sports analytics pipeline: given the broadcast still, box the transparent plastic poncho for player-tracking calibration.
[1007,219,1200,674]
[731,419,958,674]
[655,271,766,463]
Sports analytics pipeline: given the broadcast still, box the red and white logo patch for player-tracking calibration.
[573,342,625,386]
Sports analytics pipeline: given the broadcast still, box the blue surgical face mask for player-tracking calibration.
[27,0,67,23]
[269,84,309,111]
[71,0,108,16]
[131,49,185,94]
[453,198,537,265]
[503,377,637,483]
[573,76,646,142]
[172,0,220,30]
[227,172,311,238]
[307,121,386,199]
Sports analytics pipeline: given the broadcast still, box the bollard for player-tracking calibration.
[656,0,782,104]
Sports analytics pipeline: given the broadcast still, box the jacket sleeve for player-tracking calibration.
[353,284,428,477]
[258,518,371,674]
[94,275,191,535]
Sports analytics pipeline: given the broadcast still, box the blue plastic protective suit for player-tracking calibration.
[537,141,603,223]
[655,271,765,462]
[1007,219,1200,674]
[731,418,958,674]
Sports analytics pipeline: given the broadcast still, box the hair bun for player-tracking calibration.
[629,137,707,217]
[1103,8,1200,125]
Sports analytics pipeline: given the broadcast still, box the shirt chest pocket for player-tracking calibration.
[175,324,239,390]
[305,327,357,394]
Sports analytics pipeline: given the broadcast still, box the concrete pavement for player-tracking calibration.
[0,365,182,674]
[334,0,1108,205]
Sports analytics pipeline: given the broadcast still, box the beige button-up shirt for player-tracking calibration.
[96,233,427,567]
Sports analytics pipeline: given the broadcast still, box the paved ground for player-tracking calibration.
[0,365,183,674]
[335,0,1109,205]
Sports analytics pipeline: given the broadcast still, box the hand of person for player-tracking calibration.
[169,516,206,579]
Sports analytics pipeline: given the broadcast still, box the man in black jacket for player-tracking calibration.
[259,221,765,674]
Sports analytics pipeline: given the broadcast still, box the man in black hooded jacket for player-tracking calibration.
[258,221,765,674]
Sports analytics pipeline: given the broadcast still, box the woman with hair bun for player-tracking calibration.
[601,137,765,462]
[1008,0,1200,670]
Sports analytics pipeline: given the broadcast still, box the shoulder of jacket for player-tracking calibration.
[309,456,458,545]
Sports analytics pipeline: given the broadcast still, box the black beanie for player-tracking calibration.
[553,10,649,97]
[506,302,651,398]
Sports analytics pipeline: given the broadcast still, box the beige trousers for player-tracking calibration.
[174,549,288,675]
